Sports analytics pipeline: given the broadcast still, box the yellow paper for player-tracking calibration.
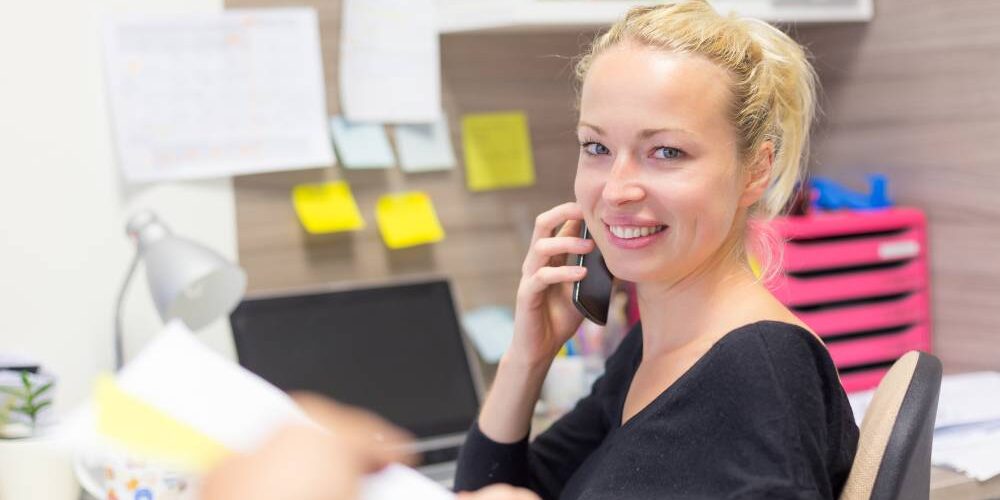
[95,375,231,472]
[461,111,535,191]
[292,180,366,234]
[375,191,445,249]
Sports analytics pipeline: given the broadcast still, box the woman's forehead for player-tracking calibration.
[578,44,734,139]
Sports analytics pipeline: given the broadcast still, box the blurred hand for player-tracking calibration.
[509,202,594,365]
[458,484,542,500]
[200,393,414,500]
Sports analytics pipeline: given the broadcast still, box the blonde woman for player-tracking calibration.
[455,2,859,499]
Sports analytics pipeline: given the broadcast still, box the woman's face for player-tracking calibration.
[574,42,757,285]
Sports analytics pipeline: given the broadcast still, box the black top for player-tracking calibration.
[454,321,859,500]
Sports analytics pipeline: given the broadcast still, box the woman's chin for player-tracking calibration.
[605,262,668,284]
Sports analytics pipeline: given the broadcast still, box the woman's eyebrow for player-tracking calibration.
[577,121,694,139]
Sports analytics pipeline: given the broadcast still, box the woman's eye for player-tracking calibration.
[653,146,683,160]
[581,142,610,156]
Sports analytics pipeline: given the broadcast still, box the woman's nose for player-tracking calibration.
[602,157,645,206]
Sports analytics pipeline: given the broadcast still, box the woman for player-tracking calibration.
[454,2,859,499]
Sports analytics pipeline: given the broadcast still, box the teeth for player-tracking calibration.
[610,225,665,239]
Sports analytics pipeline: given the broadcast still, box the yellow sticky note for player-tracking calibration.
[292,181,366,234]
[375,191,445,249]
[95,375,231,472]
[462,111,535,191]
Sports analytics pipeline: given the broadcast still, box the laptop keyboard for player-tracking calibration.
[421,445,461,465]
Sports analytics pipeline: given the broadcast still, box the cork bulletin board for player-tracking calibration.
[226,0,595,314]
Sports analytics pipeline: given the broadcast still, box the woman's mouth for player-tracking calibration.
[606,224,667,249]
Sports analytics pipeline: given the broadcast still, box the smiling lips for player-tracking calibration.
[604,223,668,249]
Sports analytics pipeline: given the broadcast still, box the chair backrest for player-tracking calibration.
[840,351,942,500]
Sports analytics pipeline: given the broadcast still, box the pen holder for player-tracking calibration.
[541,357,586,416]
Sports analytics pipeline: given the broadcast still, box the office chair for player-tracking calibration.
[840,351,943,500]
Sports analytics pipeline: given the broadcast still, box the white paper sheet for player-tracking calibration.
[848,371,1000,430]
[339,0,441,123]
[329,116,396,169]
[932,422,1000,481]
[394,118,457,172]
[115,320,311,453]
[103,9,334,182]
[361,464,455,500]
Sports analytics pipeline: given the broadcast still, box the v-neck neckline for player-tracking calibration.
[614,320,805,430]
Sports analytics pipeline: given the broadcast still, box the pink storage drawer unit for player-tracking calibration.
[767,207,932,393]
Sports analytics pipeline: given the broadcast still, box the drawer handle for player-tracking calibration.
[823,324,914,344]
[787,258,912,279]
[792,292,914,312]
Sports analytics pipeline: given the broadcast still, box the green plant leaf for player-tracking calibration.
[33,382,54,399]
[33,400,52,414]
[20,370,31,389]
[0,387,25,399]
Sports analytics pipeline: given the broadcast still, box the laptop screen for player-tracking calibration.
[230,280,480,438]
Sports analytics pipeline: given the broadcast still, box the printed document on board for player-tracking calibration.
[102,9,334,182]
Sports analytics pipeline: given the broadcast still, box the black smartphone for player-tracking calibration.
[572,223,614,325]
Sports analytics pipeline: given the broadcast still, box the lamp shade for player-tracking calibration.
[142,238,247,329]
[127,211,247,330]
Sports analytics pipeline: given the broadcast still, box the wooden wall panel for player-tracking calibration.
[794,0,1000,372]
[230,0,1000,371]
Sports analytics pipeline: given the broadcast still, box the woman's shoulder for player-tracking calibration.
[714,320,842,393]
[721,320,826,358]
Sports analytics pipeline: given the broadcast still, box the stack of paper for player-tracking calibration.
[65,321,455,498]
[849,371,1000,481]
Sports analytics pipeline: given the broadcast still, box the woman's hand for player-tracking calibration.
[508,202,594,366]
[199,393,414,500]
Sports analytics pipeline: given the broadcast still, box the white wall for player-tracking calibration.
[0,0,235,414]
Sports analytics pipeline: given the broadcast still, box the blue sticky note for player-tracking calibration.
[329,115,396,169]
[461,306,515,363]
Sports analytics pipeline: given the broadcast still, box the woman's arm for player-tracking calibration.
[477,202,594,442]
[456,327,640,499]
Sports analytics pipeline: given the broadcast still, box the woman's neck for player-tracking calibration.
[635,253,766,358]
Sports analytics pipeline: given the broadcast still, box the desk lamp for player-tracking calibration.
[113,210,247,369]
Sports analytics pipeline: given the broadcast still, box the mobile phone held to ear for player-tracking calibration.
[572,223,614,325]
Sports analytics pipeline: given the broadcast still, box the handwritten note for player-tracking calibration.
[461,111,535,191]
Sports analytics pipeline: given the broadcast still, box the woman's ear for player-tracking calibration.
[739,140,774,208]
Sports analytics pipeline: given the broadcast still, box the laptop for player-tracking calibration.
[229,278,484,484]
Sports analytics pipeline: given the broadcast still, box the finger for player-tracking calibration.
[292,393,417,469]
[519,265,587,302]
[521,236,594,276]
[529,202,584,249]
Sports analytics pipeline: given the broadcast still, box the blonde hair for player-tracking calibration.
[574,0,819,281]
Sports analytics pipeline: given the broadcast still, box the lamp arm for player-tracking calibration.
[113,250,142,371]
